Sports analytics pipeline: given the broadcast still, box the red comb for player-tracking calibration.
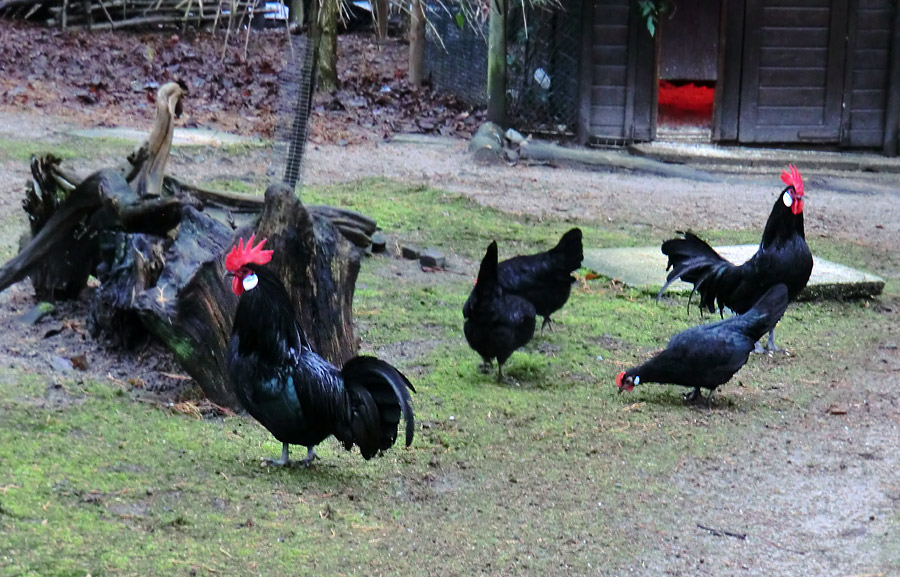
[780,164,803,197]
[616,371,625,388]
[225,234,273,272]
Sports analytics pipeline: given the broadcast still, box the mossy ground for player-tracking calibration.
[1,157,898,575]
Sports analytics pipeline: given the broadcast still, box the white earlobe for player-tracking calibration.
[782,190,793,208]
[242,273,259,291]
[633,376,640,385]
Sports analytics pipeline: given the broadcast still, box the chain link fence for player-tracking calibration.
[425,0,583,136]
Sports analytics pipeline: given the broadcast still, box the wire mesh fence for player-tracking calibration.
[425,0,583,136]
[268,34,316,193]
[424,3,489,107]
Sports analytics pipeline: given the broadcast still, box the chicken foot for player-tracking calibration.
[265,443,317,467]
[265,442,292,467]
[752,328,785,355]
[684,387,715,409]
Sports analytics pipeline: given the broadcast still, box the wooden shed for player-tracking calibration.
[576,0,900,155]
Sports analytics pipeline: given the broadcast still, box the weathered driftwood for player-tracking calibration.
[1,82,371,408]
[128,81,185,198]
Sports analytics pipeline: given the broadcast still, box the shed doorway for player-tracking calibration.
[656,0,721,142]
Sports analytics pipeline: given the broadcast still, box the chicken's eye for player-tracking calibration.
[242,273,259,292]
[782,190,793,208]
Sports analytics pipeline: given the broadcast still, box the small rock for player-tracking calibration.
[19,302,54,325]
[827,404,848,415]
[371,231,387,253]
[504,148,520,164]
[401,245,421,260]
[419,249,446,268]
[505,127,526,145]
[49,355,74,373]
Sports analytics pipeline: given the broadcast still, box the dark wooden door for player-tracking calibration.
[580,0,655,142]
[738,0,850,143]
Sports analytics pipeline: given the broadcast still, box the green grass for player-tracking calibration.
[0,173,897,575]
[301,178,639,258]
[0,136,137,164]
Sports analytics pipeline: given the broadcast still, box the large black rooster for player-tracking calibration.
[497,228,583,331]
[617,283,790,407]
[463,241,536,381]
[658,165,812,352]
[225,235,415,466]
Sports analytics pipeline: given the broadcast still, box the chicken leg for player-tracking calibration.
[684,387,715,409]
[298,447,317,467]
[265,443,316,467]
[265,442,292,467]
[753,328,784,355]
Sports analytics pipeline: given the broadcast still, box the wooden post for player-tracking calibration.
[486,0,507,125]
[408,0,426,88]
[883,0,900,156]
[576,0,593,145]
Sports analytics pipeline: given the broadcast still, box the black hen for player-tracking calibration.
[659,165,812,352]
[463,241,536,381]
[617,284,789,407]
[225,236,415,466]
[497,228,583,331]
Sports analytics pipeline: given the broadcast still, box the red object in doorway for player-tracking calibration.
[658,80,714,129]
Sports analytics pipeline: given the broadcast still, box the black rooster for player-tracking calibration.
[658,165,812,352]
[463,241,536,381]
[225,235,415,466]
[497,228,583,332]
[617,283,790,407]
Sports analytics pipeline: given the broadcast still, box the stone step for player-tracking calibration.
[583,244,885,301]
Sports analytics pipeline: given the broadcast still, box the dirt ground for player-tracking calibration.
[1,24,899,577]
[1,107,899,575]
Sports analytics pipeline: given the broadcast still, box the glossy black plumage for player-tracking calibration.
[463,241,536,381]
[227,264,414,465]
[659,184,812,350]
[619,284,790,405]
[497,228,583,330]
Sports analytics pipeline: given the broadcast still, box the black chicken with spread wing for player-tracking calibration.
[617,284,789,407]
[225,235,415,466]
[497,227,583,331]
[658,166,812,352]
[463,241,536,381]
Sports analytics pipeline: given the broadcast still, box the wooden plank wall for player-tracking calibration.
[848,0,894,147]
[588,0,631,138]
[755,1,832,129]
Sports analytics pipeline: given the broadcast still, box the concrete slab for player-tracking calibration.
[68,127,265,148]
[584,244,885,301]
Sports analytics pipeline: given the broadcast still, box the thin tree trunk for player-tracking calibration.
[486,0,507,125]
[408,0,425,88]
[289,0,304,27]
[374,0,388,38]
[316,0,339,92]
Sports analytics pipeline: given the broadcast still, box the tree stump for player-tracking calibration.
[0,82,375,408]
